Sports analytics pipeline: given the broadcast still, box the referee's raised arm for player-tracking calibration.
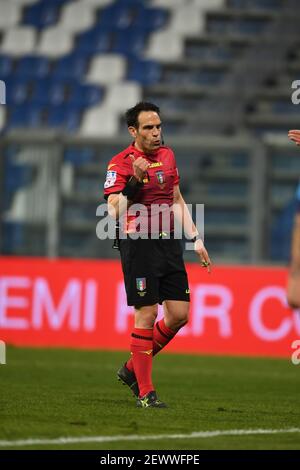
[107,155,150,219]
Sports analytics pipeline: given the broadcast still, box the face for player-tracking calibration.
[128,111,162,154]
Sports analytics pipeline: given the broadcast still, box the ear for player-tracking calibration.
[128,126,137,139]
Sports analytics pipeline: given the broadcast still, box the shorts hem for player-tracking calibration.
[127,298,160,308]
[159,295,190,304]
[126,295,190,307]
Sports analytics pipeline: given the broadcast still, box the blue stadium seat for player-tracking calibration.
[69,83,103,107]
[207,18,229,34]
[231,151,250,168]
[113,0,146,5]
[96,3,167,31]
[272,151,300,171]
[197,70,225,85]
[237,18,269,34]
[2,222,25,254]
[135,7,168,31]
[253,125,290,136]
[98,4,134,29]
[205,208,246,225]
[272,101,299,114]
[207,181,248,197]
[15,55,51,79]
[30,79,102,107]
[208,16,270,35]
[49,81,69,105]
[127,59,161,85]
[6,78,31,105]
[186,44,234,61]
[0,54,14,79]
[39,0,69,4]
[162,68,224,86]
[4,158,34,194]
[3,152,35,211]
[76,29,111,54]
[112,29,146,56]
[64,147,96,166]
[52,53,90,80]
[8,105,43,129]
[228,0,282,10]
[23,2,60,29]
[47,105,82,132]
[31,79,69,106]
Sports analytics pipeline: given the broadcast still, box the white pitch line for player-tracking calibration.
[0,428,300,447]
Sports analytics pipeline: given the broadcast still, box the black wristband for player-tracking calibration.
[122,176,143,200]
[191,235,201,243]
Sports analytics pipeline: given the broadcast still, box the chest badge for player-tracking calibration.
[156,170,165,188]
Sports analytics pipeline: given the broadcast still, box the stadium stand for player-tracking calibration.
[0,0,299,262]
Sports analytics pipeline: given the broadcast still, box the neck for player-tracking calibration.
[133,142,157,156]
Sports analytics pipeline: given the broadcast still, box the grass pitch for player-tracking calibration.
[0,347,300,450]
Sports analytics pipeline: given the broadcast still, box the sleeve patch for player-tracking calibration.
[104,170,117,189]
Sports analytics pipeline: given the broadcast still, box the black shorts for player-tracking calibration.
[119,236,190,307]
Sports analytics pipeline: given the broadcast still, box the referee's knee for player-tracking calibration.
[168,312,189,331]
[175,317,189,330]
[134,304,158,328]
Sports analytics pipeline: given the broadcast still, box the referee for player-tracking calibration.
[104,102,211,408]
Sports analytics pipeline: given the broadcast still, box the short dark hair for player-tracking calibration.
[125,102,160,128]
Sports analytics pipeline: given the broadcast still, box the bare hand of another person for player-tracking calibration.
[288,130,300,146]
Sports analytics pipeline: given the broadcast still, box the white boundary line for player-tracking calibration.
[0,428,300,447]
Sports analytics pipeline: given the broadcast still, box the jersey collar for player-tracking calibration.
[129,142,160,160]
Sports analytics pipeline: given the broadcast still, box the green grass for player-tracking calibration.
[0,347,300,449]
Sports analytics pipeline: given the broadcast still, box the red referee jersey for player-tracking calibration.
[103,142,180,233]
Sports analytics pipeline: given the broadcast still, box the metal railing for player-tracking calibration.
[1,131,296,264]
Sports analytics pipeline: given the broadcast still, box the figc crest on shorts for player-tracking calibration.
[104,170,117,189]
[136,277,146,296]
[136,277,146,291]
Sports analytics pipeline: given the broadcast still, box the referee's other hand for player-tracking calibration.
[194,239,212,273]
[129,154,150,182]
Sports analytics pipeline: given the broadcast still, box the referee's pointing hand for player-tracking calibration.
[129,154,150,182]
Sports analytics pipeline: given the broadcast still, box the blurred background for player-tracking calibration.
[0,0,300,265]
[1,3,300,449]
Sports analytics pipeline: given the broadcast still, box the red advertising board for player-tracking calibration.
[0,256,299,357]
